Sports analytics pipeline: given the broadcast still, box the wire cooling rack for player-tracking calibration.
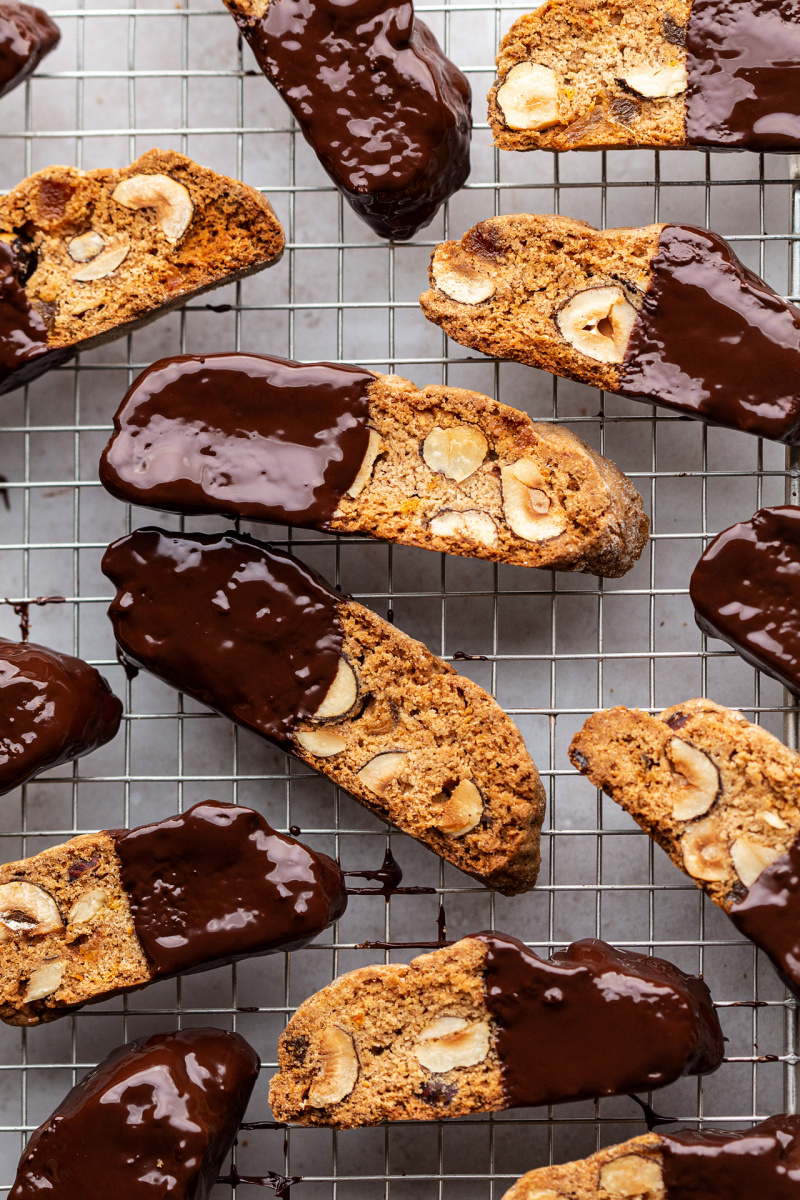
[0,2,799,1196]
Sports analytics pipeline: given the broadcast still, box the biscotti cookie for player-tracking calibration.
[420,214,800,444]
[690,506,800,693]
[488,0,800,153]
[0,2,59,101]
[222,0,470,240]
[102,528,545,895]
[269,931,723,1127]
[0,636,122,794]
[9,1028,259,1199]
[0,149,284,396]
[502,1116,800,1200]
[99,352,648,578]
[570,699,800,998]
[0,799,345,1025]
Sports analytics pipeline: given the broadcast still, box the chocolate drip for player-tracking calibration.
[627,1093,678,1130]
[728,831,800,998]
[101,527,344,748]
[474,932,724,1109]
[689,505,800,693]
[660,1115,800,1198]
[0,239,50,387]
[2,594,66,642]
[358,900,449,948]
[621,225,800,443]
[0,637,122,795]
[233,0,471,240]
[113,800,347,977]
[343,847,436,898]
[217,1168,301,1195]
[100,353,374,528]
[0,2,60,100]
[9,1028,259,1200]
[686,0,800,152]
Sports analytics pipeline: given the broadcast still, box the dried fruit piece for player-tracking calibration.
[681,818,730,882]
[619,64,687,99]
[24,960,64,1002]
[306,1026,359,1107]
[432,261,496,305]
[413,1016,490,1072]
[555,286,638,364]
[313,658,359,722]
[730,837,783,888]
[67,230,105,263]
[422,424,488,483]
[429,509,498,547]
[295,728,347,757]
[72,243,130,282]
[667,738,720,820]
[599,1154,665,1197]
[496,62,560,131]
[501,461,566,542]
[437,779,483,836]
[356,751,408,795]
[346,429,383,499]
[67,888,108,925]
[111,173,194,243]
[0,881,64,938]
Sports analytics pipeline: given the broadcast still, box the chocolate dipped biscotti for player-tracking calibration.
[99,352,648,578]
[8,1027,259,1199]
[0,799,345,1024]
[488,0,800,153]
[269,931,723,1126]
[0,637,122,794]
[0,2,59,101]
[0,149,284,396]
[570,699,800,998]
[102,528,545,895]
[421,215,800,443]
[502,1116,800,1200]
[223,0,471,240]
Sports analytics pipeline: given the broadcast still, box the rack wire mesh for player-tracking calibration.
[0,2,799,1195]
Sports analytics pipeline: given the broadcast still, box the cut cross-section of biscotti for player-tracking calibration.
[269,931,723,1127]
[102,528,546,896]
[502,1116,800,1200]
[488,0,800,153]
[0,148,284,396]
[569,699,800,998]
[0,799,345,1025]
[99,352,648,578]
[0,2,60,102]
[420,214,800,444]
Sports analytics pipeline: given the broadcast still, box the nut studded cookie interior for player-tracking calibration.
[502,1132,665,1200]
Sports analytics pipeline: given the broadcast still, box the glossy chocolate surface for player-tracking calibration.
[729,832,800,999]
[0,637,122,795]
[114,799,346,976]
[9,1028,259,1200]
[686,0,800,152]
[233,0,471,240]
[621,225,800,443]
[474,932,723,1108]
[660,1115,800,1198]
[102,527,343,748]
[0,2,59,101]
[100,352,374,528]
[0,238,51,389]
[689,505,800,692]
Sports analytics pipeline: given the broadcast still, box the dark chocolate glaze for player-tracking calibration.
[474,932,723,1109]
[99,352,374,528]
[101,527,343,749]
[0,239,52,389]
[729,831,800,999]
[0,637,122,795]
[8,1028,259,1200]
[232,0,471,240]
[0,2,59,101]
[689,505,800,692]
[113,799,346,976]
[686,0,800,152]
[621,225,800,443]
[660,1115,800,1198]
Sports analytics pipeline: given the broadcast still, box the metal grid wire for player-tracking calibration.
[0,2,799,1196]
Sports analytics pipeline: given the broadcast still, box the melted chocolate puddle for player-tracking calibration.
[343,848,436,899]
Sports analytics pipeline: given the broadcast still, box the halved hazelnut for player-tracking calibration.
[0,881,64,938]
[346,429,383,499]
[437,779,483,836]
[555,286,638,364]
[413,1016,490,1072]
[599,1154,665,1198]
[67,230,105,263]
[501,461,566,543]
[67,888,108,925]
[681,818,730,882]
[72,243,130,282]
[356,751,408,796]
[667,738,720,820]
[111,173,193,243]
[295,729,347,757]
[730,837,783,888]
[496,62,560,131]
[422,425,488,483]
[429,509,498,547]
[24,960,64,1003]
[306,1026,359,1107]
[432,256,496,305]
[313,658,359,722]
[619,64,687,99]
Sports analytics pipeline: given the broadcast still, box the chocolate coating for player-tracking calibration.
[474,932,723,1108]
[100,352,373,528]
[689,505,800,692]
[660,1115,800,1198]
[102,527,343,748]
[232,0,471,240]
[114,799,347,976]
[9,1028,259,1200]
[729,832,800,999]
[0,2,59,101]
[0,637,122,795]
[686,0,800,152]
[621,224,800,443]
[0,238,52,387]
